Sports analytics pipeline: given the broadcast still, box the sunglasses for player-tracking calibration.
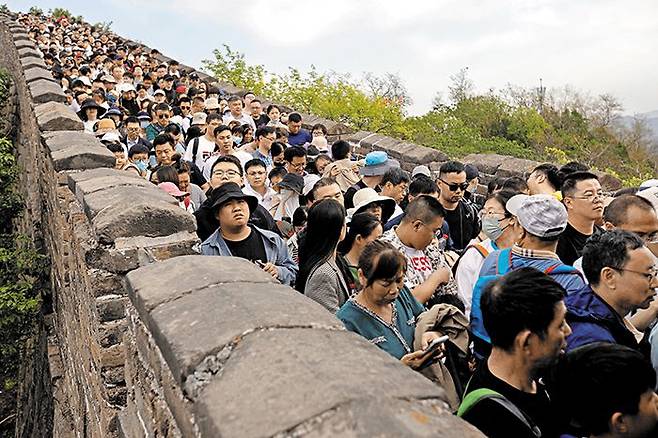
[439,179,468,192]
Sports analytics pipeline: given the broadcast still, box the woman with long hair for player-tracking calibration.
[296,199,349,313]
[338,212,383,291]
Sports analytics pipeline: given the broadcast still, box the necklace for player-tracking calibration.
[350,298,412,354]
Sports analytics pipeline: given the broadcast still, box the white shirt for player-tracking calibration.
[223,113,256,130]
[201,150,253,181]
[454,238,497,319]
[183,136,216,169]
[243,184,277,212]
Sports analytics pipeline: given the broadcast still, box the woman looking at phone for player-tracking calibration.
[336,240,445,369]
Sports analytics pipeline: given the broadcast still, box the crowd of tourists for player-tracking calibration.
[21,11,658,438]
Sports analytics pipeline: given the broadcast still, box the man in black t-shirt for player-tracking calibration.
[436,161,480,251]
[199,182,298,286]
[458,268,571,438]
[557,172,604,265]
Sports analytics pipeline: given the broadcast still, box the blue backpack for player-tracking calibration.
[469,248,580,346]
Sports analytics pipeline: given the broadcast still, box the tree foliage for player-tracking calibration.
[202,45,655,185]
[202,45,409,136]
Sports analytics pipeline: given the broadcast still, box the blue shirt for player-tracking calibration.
[252,149,273,167]
[336,287,424,359]
[287,129,312,147]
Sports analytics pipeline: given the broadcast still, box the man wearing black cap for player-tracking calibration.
[200,182,298,286]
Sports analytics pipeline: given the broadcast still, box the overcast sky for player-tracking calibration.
[7,0,658,116]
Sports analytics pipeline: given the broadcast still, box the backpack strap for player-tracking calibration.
[495,248,513,276]
[191,137,200,164]
[457,388,541,438]
[469,243,490,259]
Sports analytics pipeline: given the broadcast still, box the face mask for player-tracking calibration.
[233,136,242,145]
[482,217,508,242]
[135,159,148,172]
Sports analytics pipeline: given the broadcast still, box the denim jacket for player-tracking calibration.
[200,225,298,286]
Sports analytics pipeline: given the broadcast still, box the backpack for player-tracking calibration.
[457,386,541,438]
[469,248,581,345]
[191,137,200,164]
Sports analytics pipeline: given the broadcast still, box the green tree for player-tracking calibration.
[28,6,43,16]
[202,44,268,95]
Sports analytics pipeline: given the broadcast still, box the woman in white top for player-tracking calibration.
[454,190,519,319]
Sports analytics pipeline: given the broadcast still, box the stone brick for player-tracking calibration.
[125,255,276,312]
[97,295,127,322]
[20,55,48,71]
[66,167,141,194]
[28,78,67,104]
[43,131,115,171]
[280,397,483,437]
[24,67,55,84]
[18,47,41,59]
[82,184,176,219]
[92,200,196,244]
[12,32,29,42]
[194,328,445,437]
[34,101,83,131]
[463,153,507,175]
[50,145,115,171]
[495,156,540,178]
[142,283,343,384]
[14,40,36,50]
[85,231,198,273]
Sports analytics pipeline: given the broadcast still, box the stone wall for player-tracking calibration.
[1,11,483,437]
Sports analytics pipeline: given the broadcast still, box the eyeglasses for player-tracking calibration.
[212,170,240,178]
[288,161,306,170]
[180,105,191,110]
[157,114,169,119]
[570,192,603,202]
[479,210,508,219]
[439,179,468,192]
[611,266,658,282]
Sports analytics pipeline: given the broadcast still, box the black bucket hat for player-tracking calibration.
[210,182,259,213]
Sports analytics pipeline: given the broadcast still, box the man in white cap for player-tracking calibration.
[470,194,587,358]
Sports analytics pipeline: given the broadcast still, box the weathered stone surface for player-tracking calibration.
[67,167,142,194]
[50,146,115,171]
[83,185,177,219]
[194,328,446,437]
[17,47,41,59]
[12,32,29,42]
[143,284,343,384]
[92,200,196,244]
[24,67,55,84]
[280,397,483,438]
[20,55,48,70]
[28,78,66,104]
[73,174,154,207]
[463,153,507,175]
[14,40,36,50]
[34,101,83,131]
[86,231,199,273]
[495,156,540,178]
[125,256,276,312]
[43,130,115,170]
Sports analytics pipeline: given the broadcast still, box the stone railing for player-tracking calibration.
[1,11,483,437]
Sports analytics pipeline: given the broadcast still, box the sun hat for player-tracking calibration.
[347,187,396,222]
[359,151,400,177]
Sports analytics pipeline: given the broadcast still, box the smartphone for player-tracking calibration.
[422,335,449,356]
